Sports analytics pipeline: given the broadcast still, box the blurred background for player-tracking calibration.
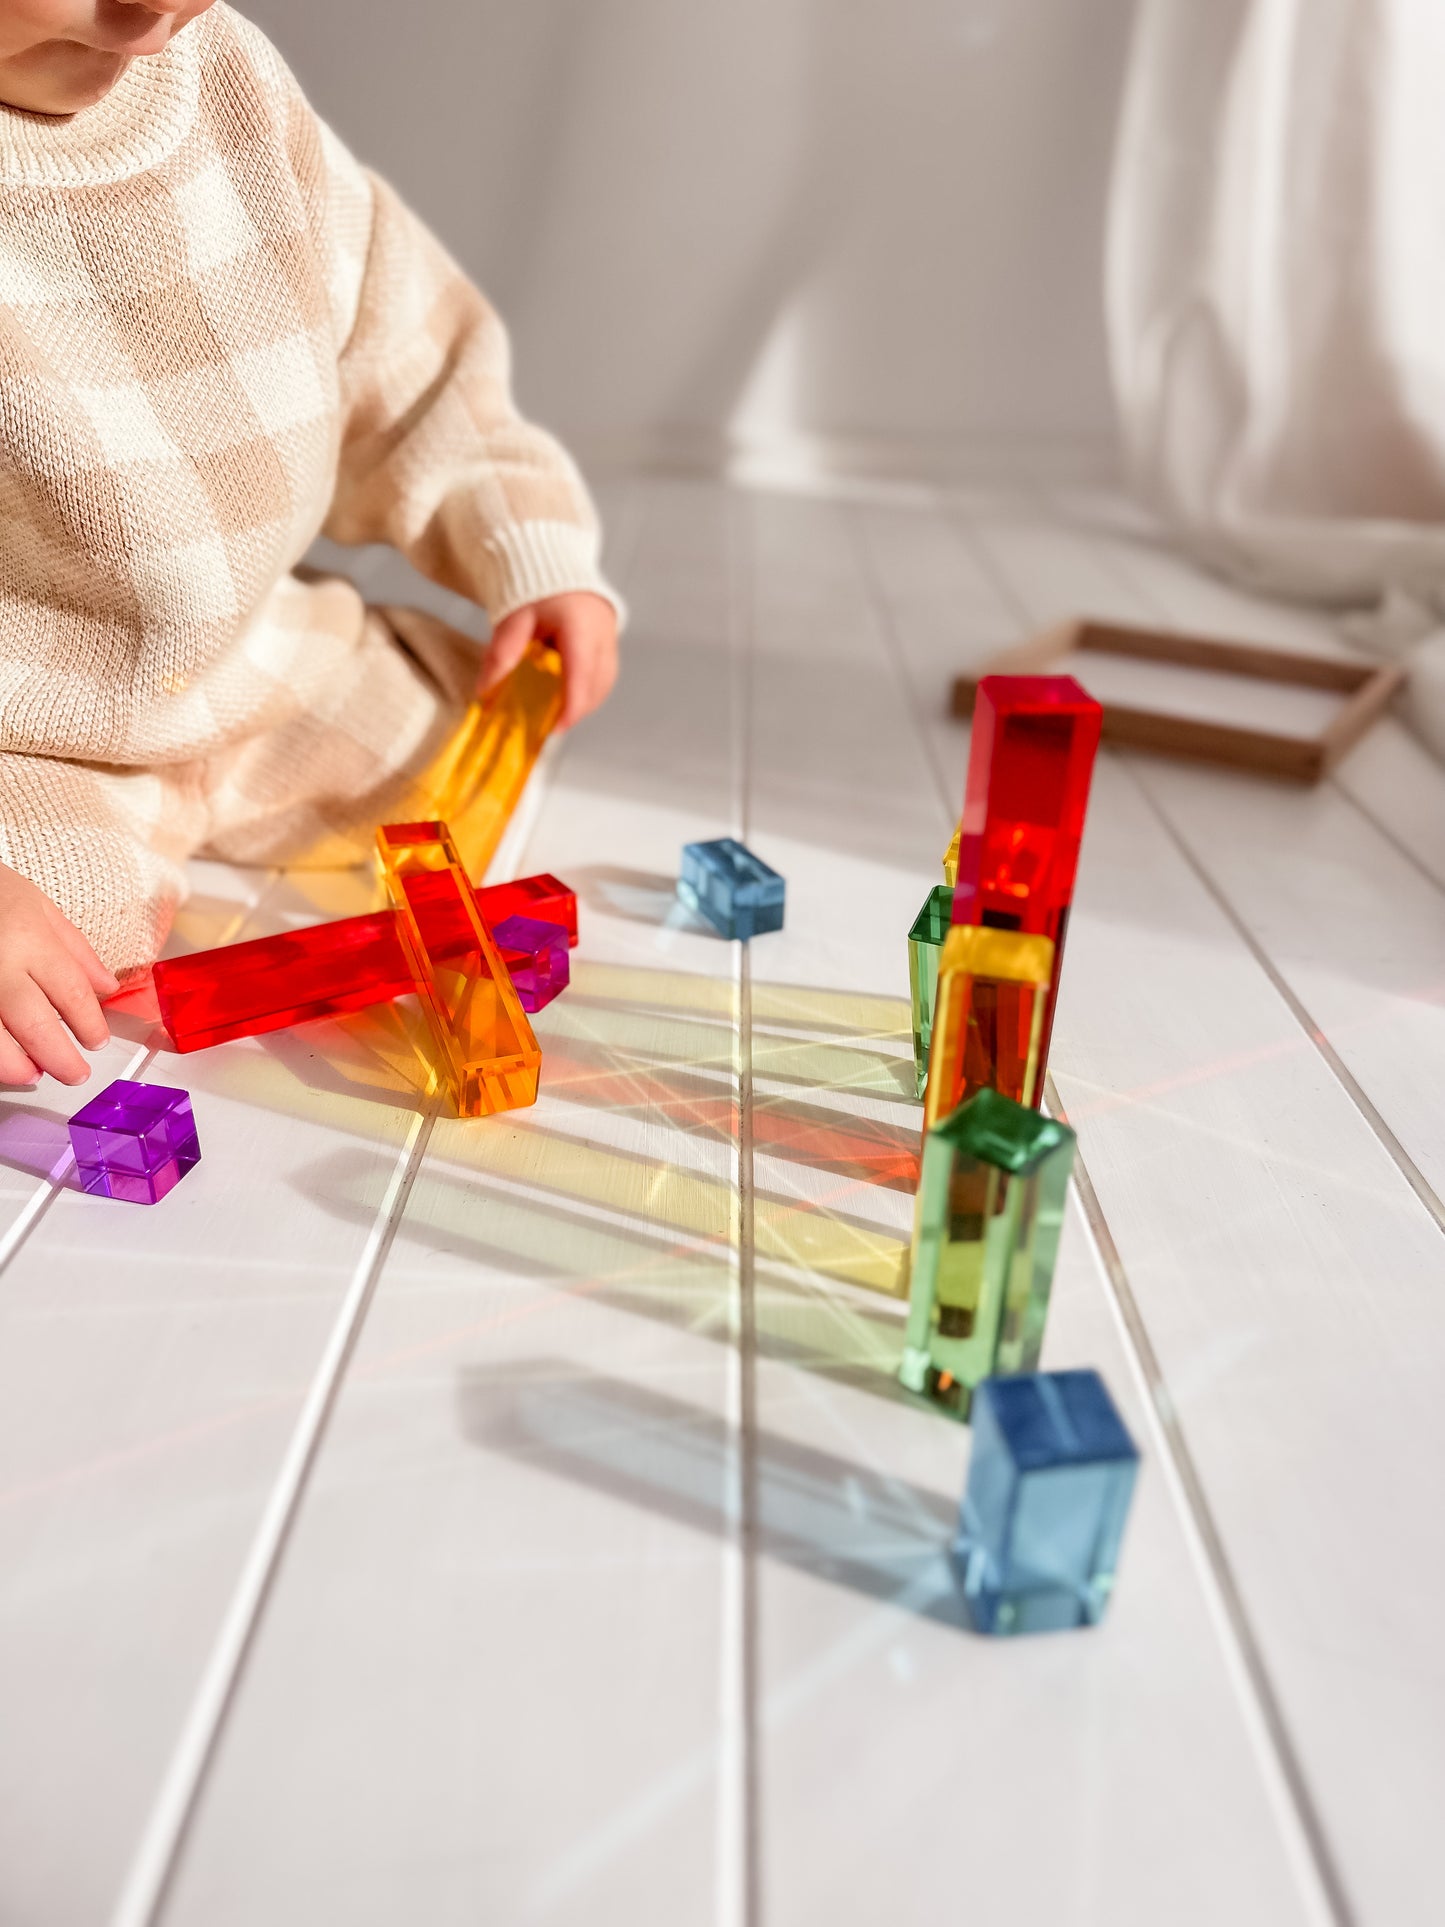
[243,0,1136,489]
[246,0,1445,759]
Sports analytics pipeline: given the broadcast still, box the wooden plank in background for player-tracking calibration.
[1066,485,1445,896]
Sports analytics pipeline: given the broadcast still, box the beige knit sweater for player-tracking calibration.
[0,5,613,975]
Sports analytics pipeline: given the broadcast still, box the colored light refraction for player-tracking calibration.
[153,874,576,1053]
[678,838,785,940]
[421,639,564,882]
[901,1087,1076,1417]
[378,820,541,1118]
[908,885,954,1101]
[68,1078,201,1205]
[492,914,570,1013]
[952,1370,1138,1635]
[921,925,1054,1136]
[942,820,961,888]
[951,675,1101,1073]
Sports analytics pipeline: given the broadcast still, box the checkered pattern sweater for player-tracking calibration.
[0,5,612,975]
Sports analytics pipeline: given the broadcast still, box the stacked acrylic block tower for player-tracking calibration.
[905,674,1102,1414]
[904,676,1139,1633]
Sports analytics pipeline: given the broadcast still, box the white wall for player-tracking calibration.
[240,0,1136,482]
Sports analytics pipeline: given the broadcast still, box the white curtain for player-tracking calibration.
[1107,0,1445,756]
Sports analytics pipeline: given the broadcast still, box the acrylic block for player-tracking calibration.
[68,1078,201,1205]
[901,1087,1076,1415]
[152,873,577,1053]
[908,885,954,1101]
[921,924,1054,1135]
[678,838,785,940]
[492,914,570,1013]
[378,819,541,1118]
[952,1370,1138,1634]
[942,819,961,887]
[952,675,1102,1070]
[480,873,580,948]
[418,638,564,881]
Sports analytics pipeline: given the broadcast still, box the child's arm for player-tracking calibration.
[0,863,117,1086]
[314,154,622,728]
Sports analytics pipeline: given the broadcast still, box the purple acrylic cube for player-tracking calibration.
[67,1079,201,1205]
[491,914,570,1013]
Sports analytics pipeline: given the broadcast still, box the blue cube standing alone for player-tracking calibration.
[678,838,785,940]
[953,1369,1139,1635]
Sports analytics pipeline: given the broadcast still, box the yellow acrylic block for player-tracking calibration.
[921,925,1054,1135]
[378,819,542,1119]
[943,819,961,887]
[418,639,564,882]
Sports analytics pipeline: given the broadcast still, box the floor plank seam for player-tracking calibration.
[109,1098,440,1927]
[737,939,762,1927]
[1123,757,1445,1241]
[1052,1089,1357,1927]
[1330,770,1445,902]
[733,485,762,1927]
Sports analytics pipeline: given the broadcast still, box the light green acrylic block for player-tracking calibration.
[908,884,954,1100]
[900,1086,1077,1418]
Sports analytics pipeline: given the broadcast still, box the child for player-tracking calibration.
[0,1,620,1089]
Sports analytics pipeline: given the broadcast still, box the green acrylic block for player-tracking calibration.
[900,1087,1076,1418]
[908,884,954,1101]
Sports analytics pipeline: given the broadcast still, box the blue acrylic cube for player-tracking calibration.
[677,838,785,941]
[953,1370,1138,1635]
[68,1078,201,1205]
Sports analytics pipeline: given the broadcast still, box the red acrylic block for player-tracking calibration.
[153,873,577,1053]
[951,675,1102,1075]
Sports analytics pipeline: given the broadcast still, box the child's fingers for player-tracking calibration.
[0,1025,41,1088]
[557,617,618,730]
[479,608,538,695]
[35,951,111,1053]
[41,902,120,999]
[0,976,92,1086]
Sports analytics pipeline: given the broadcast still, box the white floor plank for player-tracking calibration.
[965,498,1445,1926]
[744,491,1325,1926]
[10,474,1444,1925]
[0,863,434,1925]
[158,480,752,1925]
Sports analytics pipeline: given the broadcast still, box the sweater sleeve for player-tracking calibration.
[314,138,619,627]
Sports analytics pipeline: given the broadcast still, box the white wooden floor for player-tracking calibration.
[2,476,1443,1927]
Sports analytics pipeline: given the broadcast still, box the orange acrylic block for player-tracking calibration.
[378,820,542,1118]
[419,640,564,882]
[921,925,1054,1136]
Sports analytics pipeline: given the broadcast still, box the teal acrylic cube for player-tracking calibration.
[678,838,785,940]
[953,1370,1138,1634]
[908,884,953,1100]
[901,1087,1076,1417]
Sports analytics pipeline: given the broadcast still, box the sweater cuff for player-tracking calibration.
[480,520,628,631]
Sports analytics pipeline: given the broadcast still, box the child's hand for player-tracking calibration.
[480,591,619,731]
[0,863,117,1088]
